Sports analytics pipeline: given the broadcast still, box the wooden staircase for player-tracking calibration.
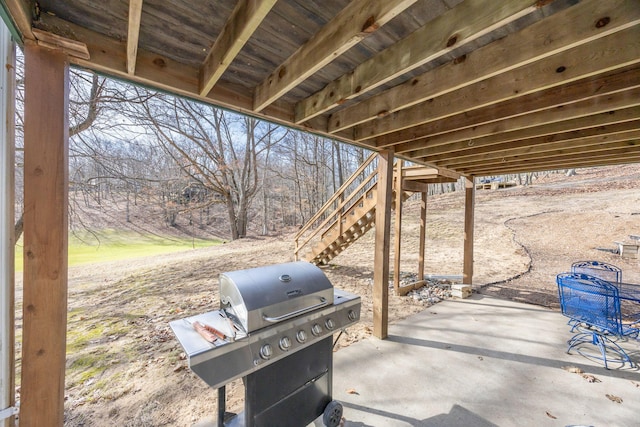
[294,154,435,265]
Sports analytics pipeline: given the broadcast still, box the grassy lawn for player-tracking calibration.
[15,230,221,272]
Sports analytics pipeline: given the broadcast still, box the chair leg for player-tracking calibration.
[567,330,635,369]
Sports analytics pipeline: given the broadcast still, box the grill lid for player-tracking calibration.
[219,261,334,333]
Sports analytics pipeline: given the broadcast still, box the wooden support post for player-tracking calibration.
[393,159,403,292]
[21,42,69,427]
[373,150,393,339]
[1,24,16,427]
[463,177,475,284]
[418,191,427,282]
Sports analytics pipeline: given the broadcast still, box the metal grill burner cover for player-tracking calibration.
[170,261,361,427]
[219,261,335,334]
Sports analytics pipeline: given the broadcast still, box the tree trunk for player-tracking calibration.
[226,196,239,240]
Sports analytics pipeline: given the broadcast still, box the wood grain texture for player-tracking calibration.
[328,0,640,133]
[296,0,538,123]
[393,160,403,292]
[373,150,393,339]
[353,25,640,141]
[368,65,640,148]
[21,42,69,427]
[462,178,474,284]
[463,147,640,175]
[126,0,143,74]
[199,0,277,96]
[435,122,640,167]
[253,0,418,112]
[405,103,640,157]
[449,133,640,169]
[418,192,426,282]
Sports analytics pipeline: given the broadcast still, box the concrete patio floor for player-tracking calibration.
[332,294,640,427]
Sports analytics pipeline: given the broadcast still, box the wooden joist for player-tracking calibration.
[352,26,640,141]
[436,124,640,169]
[126,0,143,75]
[295,0,540,123]
[199,0,277,96]
[252,0,418,112]
[369,64,640,148]
[328,0,640,134]
[411,105,640,160]
[463,151,640,176]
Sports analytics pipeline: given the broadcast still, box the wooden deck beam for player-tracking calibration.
[21,42,69,427]
[463,177,475,284]
[418,192,427,282]
[393,160,403,292]
[373,150,393,339]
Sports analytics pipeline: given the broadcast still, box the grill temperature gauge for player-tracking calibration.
[260,344,273,360]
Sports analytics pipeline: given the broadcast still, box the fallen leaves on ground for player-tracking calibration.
[545,411,557,419]
[562,366,601,383]
[606,394,623,403]
[581,374,601,383]
[562,366,584,374]
[346,388,359,395]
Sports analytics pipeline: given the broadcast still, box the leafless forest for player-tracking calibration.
[15,51,558,242]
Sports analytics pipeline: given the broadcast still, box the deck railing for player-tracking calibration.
[294,153,378,261]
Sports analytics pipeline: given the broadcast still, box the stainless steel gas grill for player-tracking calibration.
[170,261,361,427]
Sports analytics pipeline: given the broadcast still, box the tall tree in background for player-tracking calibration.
[126,90,286,239]
[14,58,109,240]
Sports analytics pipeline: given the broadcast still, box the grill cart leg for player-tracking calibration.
[218,386,225,426]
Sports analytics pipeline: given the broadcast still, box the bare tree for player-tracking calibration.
[15,56,107,240]
[125,90,284,239]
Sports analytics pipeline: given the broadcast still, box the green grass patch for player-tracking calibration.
[15,230,221,272]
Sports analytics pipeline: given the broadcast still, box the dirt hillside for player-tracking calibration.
[13,164,640,426]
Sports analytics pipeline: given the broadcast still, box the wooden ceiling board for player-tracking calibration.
[3,0,639,177]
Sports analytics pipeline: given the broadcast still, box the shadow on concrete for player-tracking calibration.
[386,334,639,381]
[343,402,497,427]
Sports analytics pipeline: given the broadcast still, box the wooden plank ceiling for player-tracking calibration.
[3,0,639,177]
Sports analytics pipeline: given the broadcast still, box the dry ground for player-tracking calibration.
[13,164,640,426]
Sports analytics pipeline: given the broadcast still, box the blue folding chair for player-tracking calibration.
[567,262,622,330]
[556,272,638,369]
[571,260,622,283]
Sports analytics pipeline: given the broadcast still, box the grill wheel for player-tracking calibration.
[323,400,343,427]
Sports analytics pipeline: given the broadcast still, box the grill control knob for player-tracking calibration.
[325,318,336,330]
[348,310,357,321]
[311,324,322,336]
[260,344,273,360]
[296,330,307,343]
[279,336,291,351]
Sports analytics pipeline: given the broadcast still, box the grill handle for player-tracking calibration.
[262,297,328,323]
